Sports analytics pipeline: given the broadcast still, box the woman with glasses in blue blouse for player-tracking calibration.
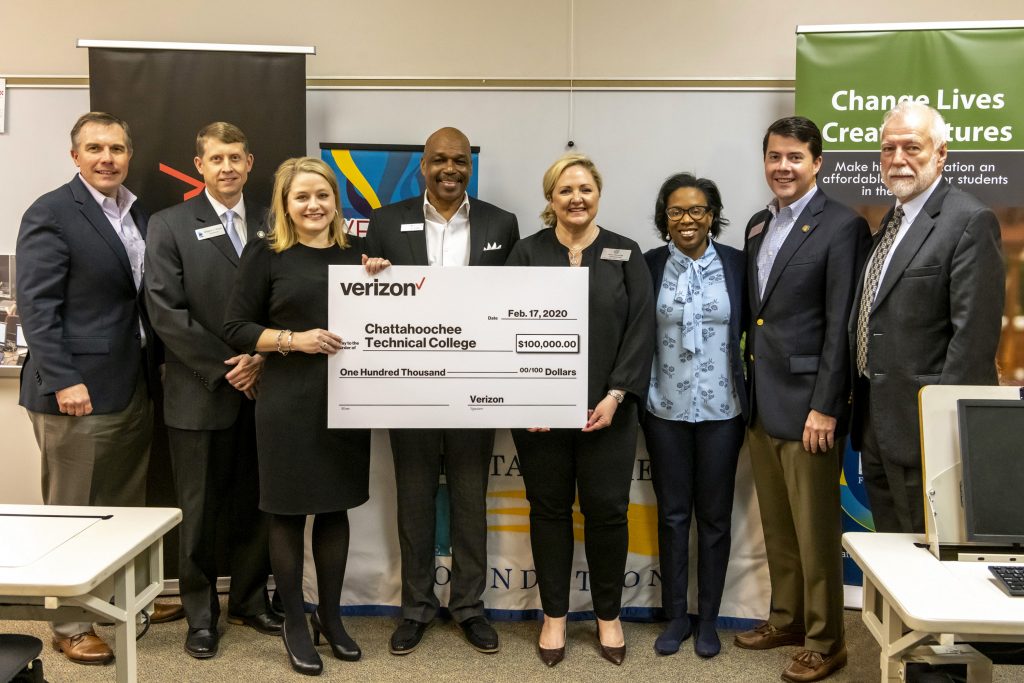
[642,173,748,659]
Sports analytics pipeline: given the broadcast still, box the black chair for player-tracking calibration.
[0,634,45,683]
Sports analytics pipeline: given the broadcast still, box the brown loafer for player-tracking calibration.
[733,621,804,650]
[52,630,114,665]
[782,646,848,682]
[150,601,185,624]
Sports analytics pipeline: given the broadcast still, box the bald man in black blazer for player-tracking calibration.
[364,127,518,656]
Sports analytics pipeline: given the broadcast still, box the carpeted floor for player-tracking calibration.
[3,605,1022,682]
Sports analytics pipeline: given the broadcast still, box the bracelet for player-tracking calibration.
[607,389,625,404]
[277,329,292,356]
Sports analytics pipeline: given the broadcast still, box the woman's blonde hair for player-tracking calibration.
[267,157,349,253]
[539,153,603,228]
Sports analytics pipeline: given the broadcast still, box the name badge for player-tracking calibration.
[400,223,424,232]
[600,248,630,261]
[747,221,765,238]
[195,225,226,240]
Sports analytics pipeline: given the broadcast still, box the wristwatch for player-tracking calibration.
[607,389,625,404]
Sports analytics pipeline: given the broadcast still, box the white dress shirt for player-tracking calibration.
[423,192,471,267]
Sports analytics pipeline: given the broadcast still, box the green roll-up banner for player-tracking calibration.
[796,23,1024,588]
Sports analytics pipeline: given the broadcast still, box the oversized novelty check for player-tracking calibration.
[327,265,588,428]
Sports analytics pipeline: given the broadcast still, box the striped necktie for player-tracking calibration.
[855,206,904,376]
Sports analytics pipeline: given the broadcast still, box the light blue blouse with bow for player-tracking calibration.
[647,241,741,422]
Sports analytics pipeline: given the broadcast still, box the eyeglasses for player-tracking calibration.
[666,205,711,221]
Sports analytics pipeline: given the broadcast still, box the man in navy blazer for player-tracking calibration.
[16,112,157,664]
[145,122,281,659]
[735,117,870,683]
[850,102,1004,534]
[364,127,519,656]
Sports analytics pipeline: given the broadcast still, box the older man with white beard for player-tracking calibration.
[849,101,1005,534]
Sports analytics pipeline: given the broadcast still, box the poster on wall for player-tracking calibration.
[796,22,1024,588]
[86,42,308,215]
[320,143,480,237]
[0,255,23,368]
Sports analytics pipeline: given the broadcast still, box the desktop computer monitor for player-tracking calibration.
[957,398,1024,546]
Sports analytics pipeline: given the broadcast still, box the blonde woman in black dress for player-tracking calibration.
[225,157,385,676]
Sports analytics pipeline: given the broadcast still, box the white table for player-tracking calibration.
[0,504,181,683]
[843,532,1024,682]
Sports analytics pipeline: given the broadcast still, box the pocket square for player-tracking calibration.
[483,242,502,251]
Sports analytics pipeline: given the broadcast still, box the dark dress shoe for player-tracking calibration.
[282,620,323,676]
[151,601,185,623]
[537,622,566,667]
[389,619,429,655]
[460,616,499,653]
[734,621,805,650]
[227,611,284,635]
[52,630,114,665]
[184,628,219,659]
[310,611,361,661]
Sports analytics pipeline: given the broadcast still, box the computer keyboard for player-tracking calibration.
[989,565,1024,596]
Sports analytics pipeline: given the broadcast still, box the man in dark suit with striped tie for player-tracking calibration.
[850,102,1004,534]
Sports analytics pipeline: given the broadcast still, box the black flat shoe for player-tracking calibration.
[184,628,218,659]
[310,611,361,661]
[227,611,284,635]
[596,622,625,665]
[460,616,499,653]
[282,619,323,676]
[389,619,429,655]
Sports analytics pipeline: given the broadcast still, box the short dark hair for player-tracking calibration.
[762,116,822,160]
[196,121,249,157]
[653,172,729,241]
[70,112,132,153]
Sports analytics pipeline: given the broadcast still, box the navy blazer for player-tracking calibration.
[16,175,154,414]
[743,188,870,441]
[644,241,749,420]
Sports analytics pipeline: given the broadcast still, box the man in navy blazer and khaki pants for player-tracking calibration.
[850,102,1004,534]
[735,116,870,683]
[16,112,157,664]
[145,122,281,659]
[364,127,519,656]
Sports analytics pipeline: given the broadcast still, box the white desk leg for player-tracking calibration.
[112,557,138,683]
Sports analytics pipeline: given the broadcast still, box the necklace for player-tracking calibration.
[562,226,599,267]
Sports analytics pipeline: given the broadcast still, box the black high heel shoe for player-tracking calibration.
[310,611,362,661]
[537,620,566,667]
[595,621,626,665]
[282,619,323,676]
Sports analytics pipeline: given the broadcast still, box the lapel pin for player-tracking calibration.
[256,230,266,239]
[801,225,810,233]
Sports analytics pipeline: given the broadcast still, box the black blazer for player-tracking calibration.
[849,180,1004,466]
[16,175,154,414]
[363,195,519,266]
[644,241,749,420]
[507,227,654,406]
[144,193,267,430]
[743,188,870,441]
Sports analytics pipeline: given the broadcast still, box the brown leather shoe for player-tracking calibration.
[733,621,805,650]
[52,630,114,665]
[782,646,848,682]
[150,601,185,624]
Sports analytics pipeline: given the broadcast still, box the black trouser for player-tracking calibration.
[642,414,744,621]
[512,401,638,620]
[168,402,271,628]
[389,428,494,623]
[857,378,926,534]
